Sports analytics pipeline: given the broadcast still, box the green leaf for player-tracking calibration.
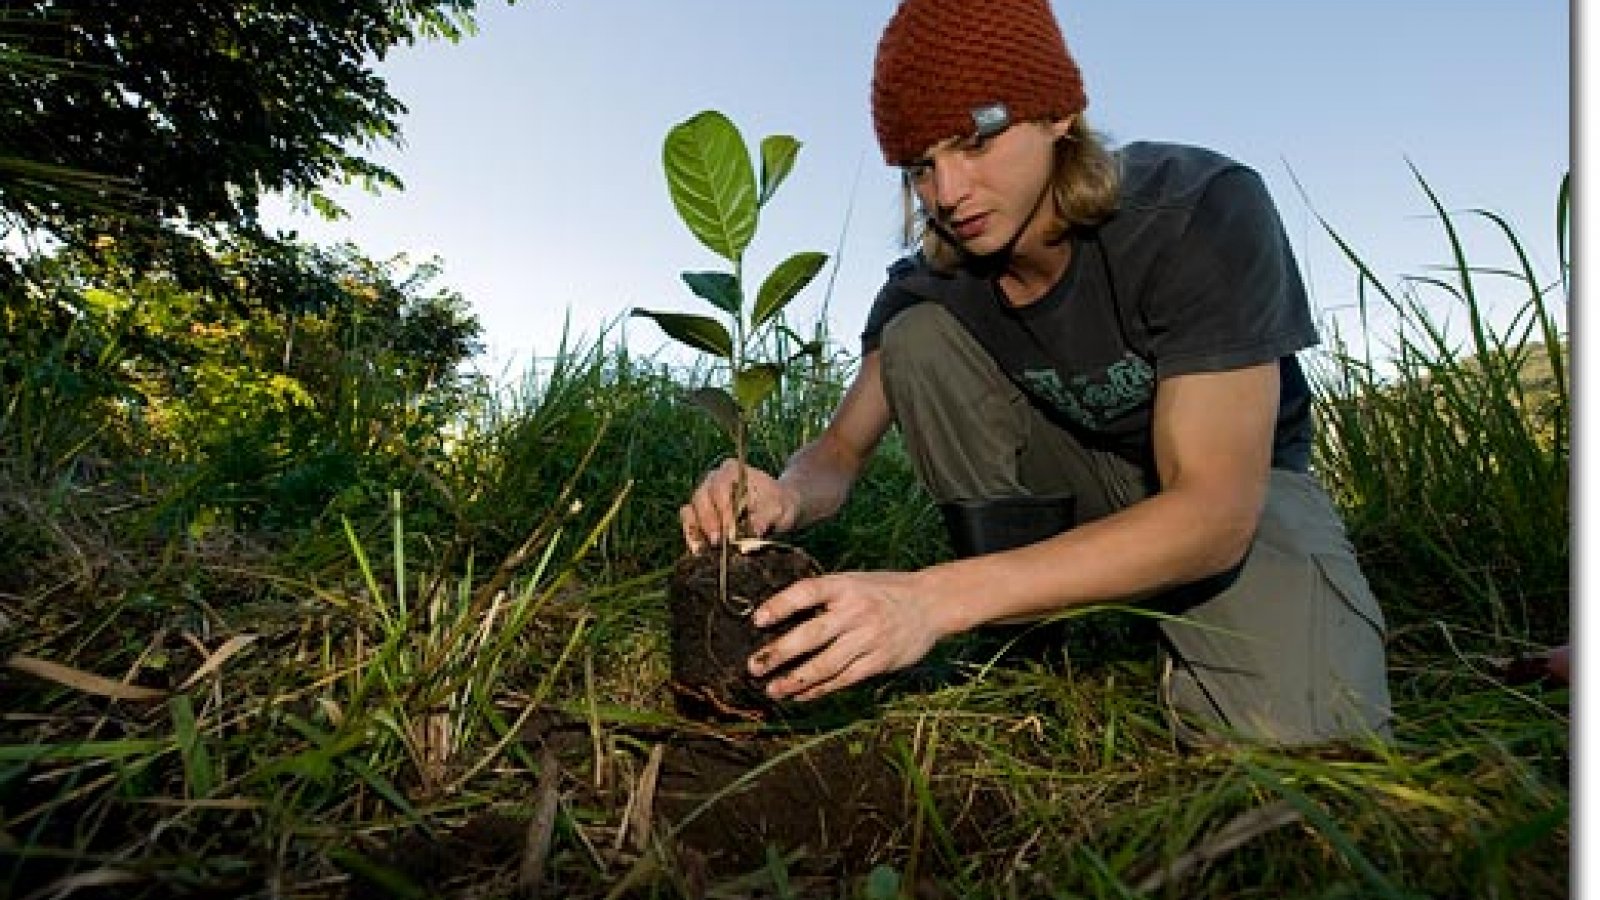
[683,387,741,438]
[0,739,170,762]
[753,251,828,330]
[784,341,825,367]
[759,135,801,207]
[763,845,793,897]
[170,694,215,798]
[341,752,427,823]
[681,271,742,317]
[308,191,348,221]
[329,848,429,900]
[664,110,758,262]
[863,865,902,900]
[1557,170,1570,296]
[776,324,825,364]
[630,309,734,359]
[262,747,338,784]
[732,364,781,414]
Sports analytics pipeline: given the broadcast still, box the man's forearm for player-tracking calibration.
[777,438,862,529]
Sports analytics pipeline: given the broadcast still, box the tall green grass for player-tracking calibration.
[1307,168,1569,646]
[431,317,941,583]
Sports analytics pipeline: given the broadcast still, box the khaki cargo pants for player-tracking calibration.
[880,304,1393,746]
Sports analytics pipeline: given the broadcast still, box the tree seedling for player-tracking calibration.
[632,109,828,545]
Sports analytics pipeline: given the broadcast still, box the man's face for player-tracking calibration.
[904,116,1072,256]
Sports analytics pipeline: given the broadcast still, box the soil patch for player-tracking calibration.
[656,727,918,874]
[358,712,1014,895]
[562,711,1012,881]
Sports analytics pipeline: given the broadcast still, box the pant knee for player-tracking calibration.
[880,303,972,379]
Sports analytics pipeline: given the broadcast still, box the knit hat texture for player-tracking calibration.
[871,0,1087,166]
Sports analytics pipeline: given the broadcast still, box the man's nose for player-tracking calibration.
[931,155,969,215]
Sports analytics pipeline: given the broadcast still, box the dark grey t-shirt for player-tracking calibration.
[862,141,1318,472]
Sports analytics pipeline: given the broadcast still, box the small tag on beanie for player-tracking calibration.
[971,102,1011,137]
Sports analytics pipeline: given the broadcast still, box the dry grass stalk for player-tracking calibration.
[1133,799,1303,893]
[627,743,666,853]
[5,653,165,702]
[518,744,564,899]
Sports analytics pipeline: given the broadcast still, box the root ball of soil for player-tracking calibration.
[667,542,821,722]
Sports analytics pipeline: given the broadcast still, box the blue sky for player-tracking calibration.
[262,1,1570,374]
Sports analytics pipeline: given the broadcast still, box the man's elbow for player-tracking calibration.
[1196,504,1262,579]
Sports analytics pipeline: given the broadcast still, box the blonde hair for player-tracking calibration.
[903,116,1121,272]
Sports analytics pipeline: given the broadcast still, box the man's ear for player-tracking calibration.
[1050,116,1076,141]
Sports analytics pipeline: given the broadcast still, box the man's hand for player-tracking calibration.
[679,459,801,553]
[678,352,892,554]
[747,571,946,702]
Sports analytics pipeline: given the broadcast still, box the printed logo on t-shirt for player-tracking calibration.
[1019,352,1156,431]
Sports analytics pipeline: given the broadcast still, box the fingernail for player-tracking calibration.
[752,610,769,628]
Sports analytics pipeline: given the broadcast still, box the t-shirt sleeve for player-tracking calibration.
[860,255,928,354]
[1142,167,1319,379]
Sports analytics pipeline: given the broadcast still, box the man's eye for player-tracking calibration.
[906,162,933,181]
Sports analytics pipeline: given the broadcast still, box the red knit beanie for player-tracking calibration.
[871,0,1087,166]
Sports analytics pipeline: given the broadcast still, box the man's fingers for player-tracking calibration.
[793,653,876,702]
[715,465,750,531]
[749,595,864,685]
[746,586,829,679]
[751,577,826,630]
[678,504,703,553]
[682,461,794,547]
[774,638,875,702]
[747,480,797,537]
[684,468,739,546]
[683,493,721,548]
